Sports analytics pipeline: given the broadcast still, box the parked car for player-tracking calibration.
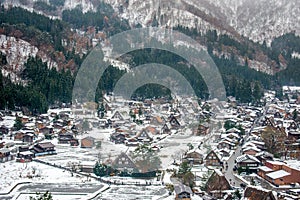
[240,172,247,176]
[233,166,237,171]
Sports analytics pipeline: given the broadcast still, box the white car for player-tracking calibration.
[240,172,247,176]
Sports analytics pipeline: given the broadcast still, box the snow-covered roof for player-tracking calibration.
[285,160,300,171]
[214,169,223,176]
[186,148,203,155]
[174,184,193,195]
[266,160,285,166]
[255,151,273,158]
[235,154,260,163]
[283,86,300,92]
[257,166,273,172]
[218,139,235,147]
[0,148,10,153]
[266,170,290,180]
[222,132,240,139]
[242,146,261,153]
[226,127,241,133]
[19,151,34,156]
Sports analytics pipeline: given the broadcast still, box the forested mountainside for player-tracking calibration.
[0,1,300,114]
[104,0,300,44]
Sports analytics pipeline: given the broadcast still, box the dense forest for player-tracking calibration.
[62,2,130,36]
[0,4,300,114]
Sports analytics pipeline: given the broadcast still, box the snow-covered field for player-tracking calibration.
[98,185,167,200]
[0,160,106,200]
[0,161,97,193]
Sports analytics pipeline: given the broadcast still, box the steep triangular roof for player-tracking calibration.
[112,152,138,171]
[205,150,221,161]
[205,169,231,193]
[244,186,277,200]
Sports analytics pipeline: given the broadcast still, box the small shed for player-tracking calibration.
[174,184,193,200]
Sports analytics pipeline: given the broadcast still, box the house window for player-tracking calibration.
[247,163,257,167]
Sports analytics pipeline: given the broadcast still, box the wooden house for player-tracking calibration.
[217,140,236,150]
[244,186,277,200]
[274,111,283,119]
[261,160,300,185]
[23,133,34,143]
[287,121,298,130]
[257,166,274,179]
[125,138,139,147]
[150,116,164,126]
[81,136,95,148]
[169,115,181,129]
[135,129,153,144]
[39,126,53,135]
[194,123,210,136]
[112,152,138,173]
[0,125,9,135]
[265,170,292,186]
[70,138,79,146]
[235,154,260,173]
[32,142,56,156]
[36,121,46,130]
[0,148,14,163]
[58,132,74,144]
[205,150,222,166]
[17,151,35,162]
[145,126,159,135]
[255,151,274,165]
[110,132,126,144]
[183,150,203,165]
[218,149,231,158]
[205,169,231,199]
[174,184,193,200]
[287,131,300,141]
[111,111,125,121]
[262,117,275,127]
[18,145,30,152]
[162,123,172,134]
[21,116,29,124]
[242,146,261,155]
[14,131,25,141]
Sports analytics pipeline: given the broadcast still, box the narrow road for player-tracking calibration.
[224,104,266,188]
[224,145,243,187]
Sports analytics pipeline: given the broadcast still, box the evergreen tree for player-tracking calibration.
[253,82,263,104]
[130,145,161,173]
[13,117,23,131]
[292,109,298,121]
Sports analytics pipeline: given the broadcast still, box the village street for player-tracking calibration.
[224,104,265,188]
[224,145,243,188]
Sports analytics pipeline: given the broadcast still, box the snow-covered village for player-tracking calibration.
[1,0,300,199]
[0,86,300,200]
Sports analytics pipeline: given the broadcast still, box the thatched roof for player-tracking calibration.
[174,184,193,195]
[205,169,231,193]
[244,186,277,200]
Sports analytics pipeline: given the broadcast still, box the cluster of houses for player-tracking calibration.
[0,109,97,163]
[1,88,300,199]
[170,89,300,199]
[91,95,208,149]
